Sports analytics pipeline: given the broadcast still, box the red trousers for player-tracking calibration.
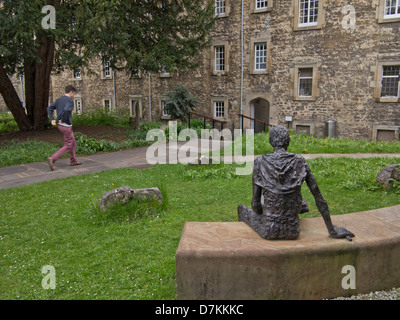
[50,125,77,163]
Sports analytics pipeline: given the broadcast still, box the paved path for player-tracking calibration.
[1,139,400,190]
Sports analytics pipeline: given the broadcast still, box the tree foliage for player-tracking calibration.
[0,0,216,131]
[164,84,199,121]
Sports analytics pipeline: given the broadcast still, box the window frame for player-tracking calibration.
[293,0,324,31]
[298,68,314,97]
[214,101,225,119]
[215,0,230,17]
[74,67,82,80]
[381,65,400,98]
[103,98,112,112]
[374,61,400,102]
[102,60,112,79]
[292,63,320,101]
[211,40,230,76]
[254,43,267,72]
[74,98,82,114]
[378,0,400,23]
[251,0,273,13]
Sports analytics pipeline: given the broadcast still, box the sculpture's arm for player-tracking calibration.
[251,160,263,214]
[305,167,335,234]
[305,166,354,240]
[251,183,263,214]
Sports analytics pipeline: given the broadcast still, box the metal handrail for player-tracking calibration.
[239,114,269,133]
[188,111,226,130]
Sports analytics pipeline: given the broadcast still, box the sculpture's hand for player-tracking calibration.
[330,225,355,241]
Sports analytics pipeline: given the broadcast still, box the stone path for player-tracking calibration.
[1,139,400,190]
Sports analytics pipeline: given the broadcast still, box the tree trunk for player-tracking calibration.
[0,62,32,131]
[32,34,56,130]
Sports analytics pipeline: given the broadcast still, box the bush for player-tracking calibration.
[75,132,119,154]
[72,109,130,127]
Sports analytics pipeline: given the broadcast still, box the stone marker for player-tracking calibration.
[100,186,163,211]
[376,164,400,190]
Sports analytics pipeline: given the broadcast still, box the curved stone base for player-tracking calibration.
[175,205,400,300]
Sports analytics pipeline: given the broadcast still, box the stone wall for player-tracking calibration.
[1,1,400,140]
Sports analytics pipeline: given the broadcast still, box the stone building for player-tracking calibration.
[1,0,400,141]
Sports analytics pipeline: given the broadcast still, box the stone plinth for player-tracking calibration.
[176,206,400,300]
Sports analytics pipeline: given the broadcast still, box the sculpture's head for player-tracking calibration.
[269,125,291,150]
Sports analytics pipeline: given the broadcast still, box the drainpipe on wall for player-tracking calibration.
[113,70,117,112]
[240,0,244,130]
[148,72,152,122]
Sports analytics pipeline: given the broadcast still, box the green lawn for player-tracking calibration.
[224,132,400,156]
[1,157,400,300]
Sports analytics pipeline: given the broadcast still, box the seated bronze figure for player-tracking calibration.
[238,125,354,241]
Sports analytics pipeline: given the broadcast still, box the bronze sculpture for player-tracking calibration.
[238,125,354,241]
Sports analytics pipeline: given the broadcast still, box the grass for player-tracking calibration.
[1,157,400,300]
[224,131,400,156]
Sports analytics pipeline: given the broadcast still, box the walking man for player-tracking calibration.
[47,85,82,171]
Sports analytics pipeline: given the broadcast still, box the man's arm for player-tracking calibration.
[47,101,57,126]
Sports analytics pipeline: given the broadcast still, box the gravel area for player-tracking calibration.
[332,287,399,300]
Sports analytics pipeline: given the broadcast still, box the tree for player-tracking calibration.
[0,0,216,131]
[164,84,198,122]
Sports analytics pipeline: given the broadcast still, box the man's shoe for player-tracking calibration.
[47,157,54,171]
[70,161,82,166]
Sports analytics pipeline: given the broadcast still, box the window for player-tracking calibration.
[131,100,139,116]
[215,0,226,16]
[294,0,323,30]
[256,0,268,10]
[74,98,82,114]
[215,46,225,72]
[161,100,170,117]
[211,41,229,75]
[384,0,400,18]
[255,43,267,71]
[103,60,112,78]
[104,99,112,112]
[298,68,313,97]
[292,64,320,100]
[214,101,225,118]
[381,65,400,98]
[160,67,171,78]
[378,0,400,22]
[299,0,319,26]
[74,67,81,80]
[251,0,272,13]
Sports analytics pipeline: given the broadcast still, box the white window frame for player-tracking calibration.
[298,0,319,27]
[214,46,225,72]
[74,98,82,114]
[215,0,226,16]
[384,0,400,19]
[380,65,400,98]
[103,60,112,78]
[254,43,267,72]
[104,99,112,112]
[74,67,81,80]
[298,68,313,97]
[161,100,170,117]
[255,0,268,11]
[214,101,225,119]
